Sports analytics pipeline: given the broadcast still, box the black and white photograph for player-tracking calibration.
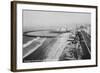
[23,10,91,63]
[11,1,97,71]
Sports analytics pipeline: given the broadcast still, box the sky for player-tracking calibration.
[23,10,91,32]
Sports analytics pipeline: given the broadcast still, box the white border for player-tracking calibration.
[17,3,96,69]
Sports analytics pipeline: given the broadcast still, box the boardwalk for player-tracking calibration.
[77,30,91,59]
